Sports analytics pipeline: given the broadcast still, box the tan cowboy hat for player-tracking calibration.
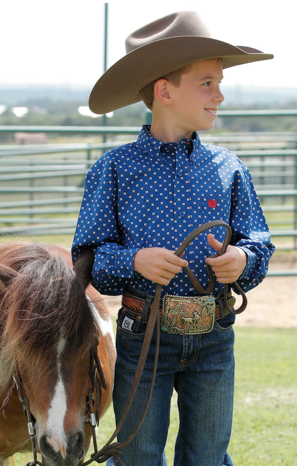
[89,10,274,114]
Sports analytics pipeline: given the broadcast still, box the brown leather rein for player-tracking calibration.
[3,220,247,466]
[82,220,247,465]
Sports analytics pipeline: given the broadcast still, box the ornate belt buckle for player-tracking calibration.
[161,294,216,335]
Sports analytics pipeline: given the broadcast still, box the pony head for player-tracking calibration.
[0,243,105,466]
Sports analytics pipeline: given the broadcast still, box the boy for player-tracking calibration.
[72,10,275,466]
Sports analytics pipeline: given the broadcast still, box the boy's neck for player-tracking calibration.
[150,119,194,144]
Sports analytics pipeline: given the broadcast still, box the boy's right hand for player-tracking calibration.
[133,248,188,286]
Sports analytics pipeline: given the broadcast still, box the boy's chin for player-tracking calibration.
[196,122,216,131]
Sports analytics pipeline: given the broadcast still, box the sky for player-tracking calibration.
[1,0,295,91]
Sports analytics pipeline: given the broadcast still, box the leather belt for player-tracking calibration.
[122,285,235,322]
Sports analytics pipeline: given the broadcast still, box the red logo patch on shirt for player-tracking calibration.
[208,199,217,208]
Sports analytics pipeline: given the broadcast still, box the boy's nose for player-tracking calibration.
[214,88,225,105]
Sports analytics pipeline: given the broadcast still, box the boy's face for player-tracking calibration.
[168,58,224,132]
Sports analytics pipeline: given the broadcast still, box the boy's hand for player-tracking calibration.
[205,234,247,283]
[134,248,188,285]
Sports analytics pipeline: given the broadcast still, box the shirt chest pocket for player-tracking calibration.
[202,195,231,245]
[202,190,232,222]
[203,194,221,221]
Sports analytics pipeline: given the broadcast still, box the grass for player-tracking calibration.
[1,228,296,465]
[9,327,297,466]
[0,234,74,248]
[229,328,297,466]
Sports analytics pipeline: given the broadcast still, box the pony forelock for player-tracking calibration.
[0,242,98,393]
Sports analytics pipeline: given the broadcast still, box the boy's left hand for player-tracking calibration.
[205,234,247,283]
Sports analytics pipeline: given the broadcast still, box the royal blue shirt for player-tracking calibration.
[72,124,275,300]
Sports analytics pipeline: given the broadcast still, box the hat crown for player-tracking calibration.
[125,11,213,54]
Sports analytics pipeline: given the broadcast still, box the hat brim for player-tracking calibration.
[89,36,274,114]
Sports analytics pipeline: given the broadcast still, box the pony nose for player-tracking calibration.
[68,430,85,458]
[39,429,85,465]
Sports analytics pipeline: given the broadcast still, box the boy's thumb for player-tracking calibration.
[207,233,222,252]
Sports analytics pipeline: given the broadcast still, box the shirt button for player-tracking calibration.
[178,170,183,177]
[179,211,186,218]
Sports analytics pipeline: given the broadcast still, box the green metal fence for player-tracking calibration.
[1,111,297,276]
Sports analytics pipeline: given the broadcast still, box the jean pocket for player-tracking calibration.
[116,306,147,339]
[214,320,235,333]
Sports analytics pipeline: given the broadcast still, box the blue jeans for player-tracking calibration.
[107,299,235,466]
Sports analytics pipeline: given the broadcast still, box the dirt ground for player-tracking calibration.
[102,252,297,328]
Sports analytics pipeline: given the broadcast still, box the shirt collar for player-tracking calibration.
[136,124,201,162]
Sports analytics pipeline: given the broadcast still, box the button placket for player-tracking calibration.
[176,145,192,221]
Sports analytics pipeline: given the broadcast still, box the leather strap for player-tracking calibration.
[80,220,248,464]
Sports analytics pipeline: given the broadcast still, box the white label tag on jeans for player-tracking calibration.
[122,316,134,331]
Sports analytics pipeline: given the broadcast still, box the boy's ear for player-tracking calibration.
[154,79,171,106]
[0,263,19,291]
[73,248,95,290]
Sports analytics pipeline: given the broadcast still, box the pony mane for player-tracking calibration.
[0,242,98,393]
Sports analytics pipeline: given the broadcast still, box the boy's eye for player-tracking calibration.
[202,81,223,86]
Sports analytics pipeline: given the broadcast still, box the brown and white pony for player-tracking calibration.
[0,242,116,466]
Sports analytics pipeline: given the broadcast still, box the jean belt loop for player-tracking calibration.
[220,299,227,319]
[141,294,154,323]
[216,287,226,319]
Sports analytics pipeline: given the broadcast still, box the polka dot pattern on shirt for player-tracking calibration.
[72,124,275,297]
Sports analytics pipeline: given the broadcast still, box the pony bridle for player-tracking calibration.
[2,220,248,466]
[12,366,42,466]
[4,339,107,466]
[84,339,108,460]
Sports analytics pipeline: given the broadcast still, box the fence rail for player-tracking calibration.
[1,117,297,276]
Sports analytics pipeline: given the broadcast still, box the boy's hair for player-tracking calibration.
[139,58,223,111]
[139,63,193,111]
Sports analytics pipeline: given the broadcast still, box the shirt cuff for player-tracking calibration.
[236,246,257,280]
[98,247,142,279]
